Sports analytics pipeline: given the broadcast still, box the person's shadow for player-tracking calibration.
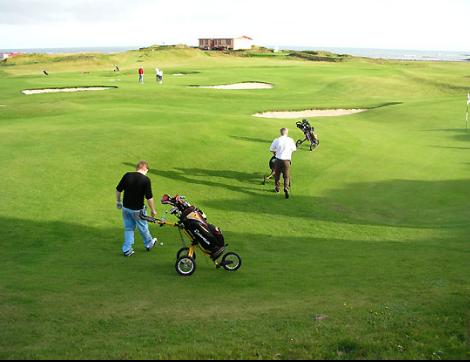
[230,136,271,144]
[122,163,265,195]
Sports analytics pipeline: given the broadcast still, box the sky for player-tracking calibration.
[0,0,469,51]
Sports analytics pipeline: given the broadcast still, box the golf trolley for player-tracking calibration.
[262,156,277,185]
[141,194,242,277]
[296,119,320,151]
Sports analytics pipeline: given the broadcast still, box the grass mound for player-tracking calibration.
[287,50,351,62]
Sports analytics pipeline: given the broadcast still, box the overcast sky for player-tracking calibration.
[0,0,469,51]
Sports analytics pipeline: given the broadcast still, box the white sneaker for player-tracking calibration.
[146,238,157,251]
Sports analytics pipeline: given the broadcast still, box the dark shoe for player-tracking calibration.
[123,249,135,257]
[274,188,280,193]
[284,190,290,199]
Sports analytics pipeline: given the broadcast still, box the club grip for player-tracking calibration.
[140,212,157,223]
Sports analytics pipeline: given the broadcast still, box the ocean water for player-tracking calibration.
[277,46,470,62]
[1,45,469,62]
[0,46,139,54]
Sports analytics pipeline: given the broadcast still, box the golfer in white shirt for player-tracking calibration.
[270,128,297,199]
[156,68,164,84]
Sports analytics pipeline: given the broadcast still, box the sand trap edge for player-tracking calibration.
[22,86,118,95]
[191,82,273,90]
[253,109,368,119]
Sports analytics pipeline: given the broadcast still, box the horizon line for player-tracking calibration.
[1,44,469,54]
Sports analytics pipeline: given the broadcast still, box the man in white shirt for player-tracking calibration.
[156,68,164,84]
[270,128,297,199]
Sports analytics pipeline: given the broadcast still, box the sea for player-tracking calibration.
[0,46,137,54]
[1,45,469,62]
[278,46,470,62]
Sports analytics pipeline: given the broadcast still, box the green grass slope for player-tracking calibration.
[0,48,469,359]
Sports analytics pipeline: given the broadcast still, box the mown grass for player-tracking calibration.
[0,47,469,359]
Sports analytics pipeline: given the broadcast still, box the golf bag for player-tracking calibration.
[162,195,226,260]
[296,119,320,151]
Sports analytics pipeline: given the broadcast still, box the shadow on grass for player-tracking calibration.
[0,215,186,280]
[230,136,271,144]
[201,178,470,229]
[424,128,470,142]
[1,215,469,302]
[2,215,468,285]
[430,145,470,150]
[1,213,468,359]
[121,163,470,228]
[371,101,404,109]
[123,162,264,195]
[0,215,118,269]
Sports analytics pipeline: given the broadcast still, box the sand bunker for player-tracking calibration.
[22,86,117,95]
[194,82,273,90]
[253,109,367,119]
[173,73,185,76]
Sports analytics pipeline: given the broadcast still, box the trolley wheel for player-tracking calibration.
[220,252,242,272]
[310,140,320,151]
[296,140,303,148]
[176,247,196,260]
[175,256,196,277]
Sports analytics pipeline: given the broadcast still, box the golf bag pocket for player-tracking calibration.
[208,224,225,246]
[187,222,225,255]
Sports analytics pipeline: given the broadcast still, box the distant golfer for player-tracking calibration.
[116,161,158,257]
[138,66,144,84]
[155,68,164,84]
[270,128,297,199]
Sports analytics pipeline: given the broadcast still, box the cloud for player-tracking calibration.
[0,0,149,24]
[0,0,468,51]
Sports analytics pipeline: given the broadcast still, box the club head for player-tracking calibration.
[161,194,172,205]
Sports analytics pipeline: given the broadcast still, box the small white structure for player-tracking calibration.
[1,53,9,61]
[199,36,254,51]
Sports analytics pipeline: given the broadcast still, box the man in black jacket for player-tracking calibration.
[116,161,158,257]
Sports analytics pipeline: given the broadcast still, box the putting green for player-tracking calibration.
[0,47,469,360]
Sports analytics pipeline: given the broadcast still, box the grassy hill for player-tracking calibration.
[0,47,469,359]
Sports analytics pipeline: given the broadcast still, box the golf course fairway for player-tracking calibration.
[0,47,469,359]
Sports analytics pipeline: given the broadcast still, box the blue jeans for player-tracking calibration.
[122,207,154,253]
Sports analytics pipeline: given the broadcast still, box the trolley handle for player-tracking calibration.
[139,212,182,229]
[139,212,159,223]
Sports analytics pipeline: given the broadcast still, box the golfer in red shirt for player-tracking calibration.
[138,67,144,84]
